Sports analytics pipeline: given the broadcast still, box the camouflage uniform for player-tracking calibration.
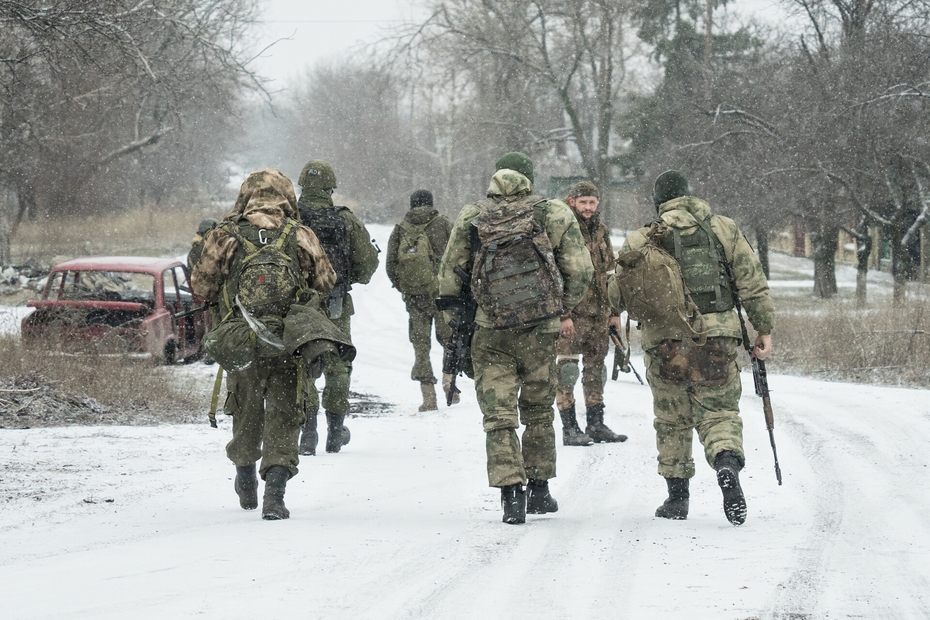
[439,169,593,495]
[609,182,773,524]
[555,190,625,445]
[192,169,336,519]
[297,161,379,454]
[386,197,453,407]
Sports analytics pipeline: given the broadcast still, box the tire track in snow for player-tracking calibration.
[764,386,930,619]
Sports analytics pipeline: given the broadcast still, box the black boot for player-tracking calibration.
[325,412,351,453]
[655,477,690,520]
[500,484,526,524]
[234,464,258,510]
[559,405,593,447]
[526,478,559,514]
[262,466,290,520]
[585,403,628,443]
[715,450,747,525]
[299,410,318,456]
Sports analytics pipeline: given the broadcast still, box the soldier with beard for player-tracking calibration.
[556,181,628,447]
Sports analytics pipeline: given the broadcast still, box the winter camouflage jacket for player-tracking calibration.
[439,169,594,332]
[385,206,453,293]
[192,169,336,304]
[565,206,617,321]
[297,191,380,318]
[608,195,774,352]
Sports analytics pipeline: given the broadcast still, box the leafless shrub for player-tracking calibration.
[771,298,930,387]
[0,335,202,427]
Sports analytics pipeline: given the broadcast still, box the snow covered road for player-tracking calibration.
[2,225,929,619]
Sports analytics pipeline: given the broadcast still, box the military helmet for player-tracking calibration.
[196,218,219,236]
[495,152,534,184]
[653,170,691,207]
[298,159,337,190]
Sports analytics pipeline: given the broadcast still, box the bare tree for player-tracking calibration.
[392,0,639,221]
[0,0,265,240]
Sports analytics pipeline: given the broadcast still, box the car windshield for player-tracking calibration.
[57,270,156,303]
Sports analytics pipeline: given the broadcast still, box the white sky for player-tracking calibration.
[248,0,799,95]
[249,0,425,89]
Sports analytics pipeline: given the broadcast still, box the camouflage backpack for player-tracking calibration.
[395,217,439,295]
[299,203,351,318]
[613,221,707,343]
[471,194,564,329]
[220,216,306,319]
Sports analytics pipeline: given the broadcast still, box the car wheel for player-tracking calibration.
[162,340,178,365]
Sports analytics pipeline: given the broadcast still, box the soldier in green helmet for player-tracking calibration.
[296,159,380,456]
[438,152,593,524]
[608,170,775,526]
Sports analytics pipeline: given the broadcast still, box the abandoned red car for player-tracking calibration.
[22,256,210,363]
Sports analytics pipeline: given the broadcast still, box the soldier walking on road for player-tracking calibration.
[556,181,628,447]
[608,170,774,525]
[192,168,339,520]
[296,160,379,456]
[438,152,593,524]
[386,189,454,411]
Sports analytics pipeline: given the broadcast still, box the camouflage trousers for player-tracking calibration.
[555,313,609,411]
[405,293,452,384]
[472,326,558,488]
[644,337,744,479]
[304,312,351,415]
[225,354,304,479]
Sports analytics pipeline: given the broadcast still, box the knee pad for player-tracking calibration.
[557,359,580,389]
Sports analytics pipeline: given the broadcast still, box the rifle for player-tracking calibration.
[751,355,783,485]
[609,324,643,385]
[435,264,478,406]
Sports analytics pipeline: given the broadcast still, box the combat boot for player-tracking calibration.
[298,410,318,456]
[715,450,747,526]
[501,483,526,524]
[442,373,460,404]
[325,411,351,453]
[234,464,258,510]
[559,405,593,446]
[655,477,690,520]
[418,383,438,412]
[585,403,628,443]
[526,478,559,514]
[261,465,290,520]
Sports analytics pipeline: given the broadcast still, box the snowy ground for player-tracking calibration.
[1,225,929,619]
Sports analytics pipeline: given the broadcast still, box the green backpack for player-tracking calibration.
[395,218,439,295]
[613,221,707,343]
[219,216,306,320]
[471,194,564,329]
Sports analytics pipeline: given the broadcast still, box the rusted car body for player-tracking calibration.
[22,257,210,363]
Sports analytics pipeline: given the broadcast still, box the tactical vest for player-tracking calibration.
[471,194,564,329]
[395,217,439,295]
[659,216,735,315]
[299,203,352,318]
[220,216,305,319]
